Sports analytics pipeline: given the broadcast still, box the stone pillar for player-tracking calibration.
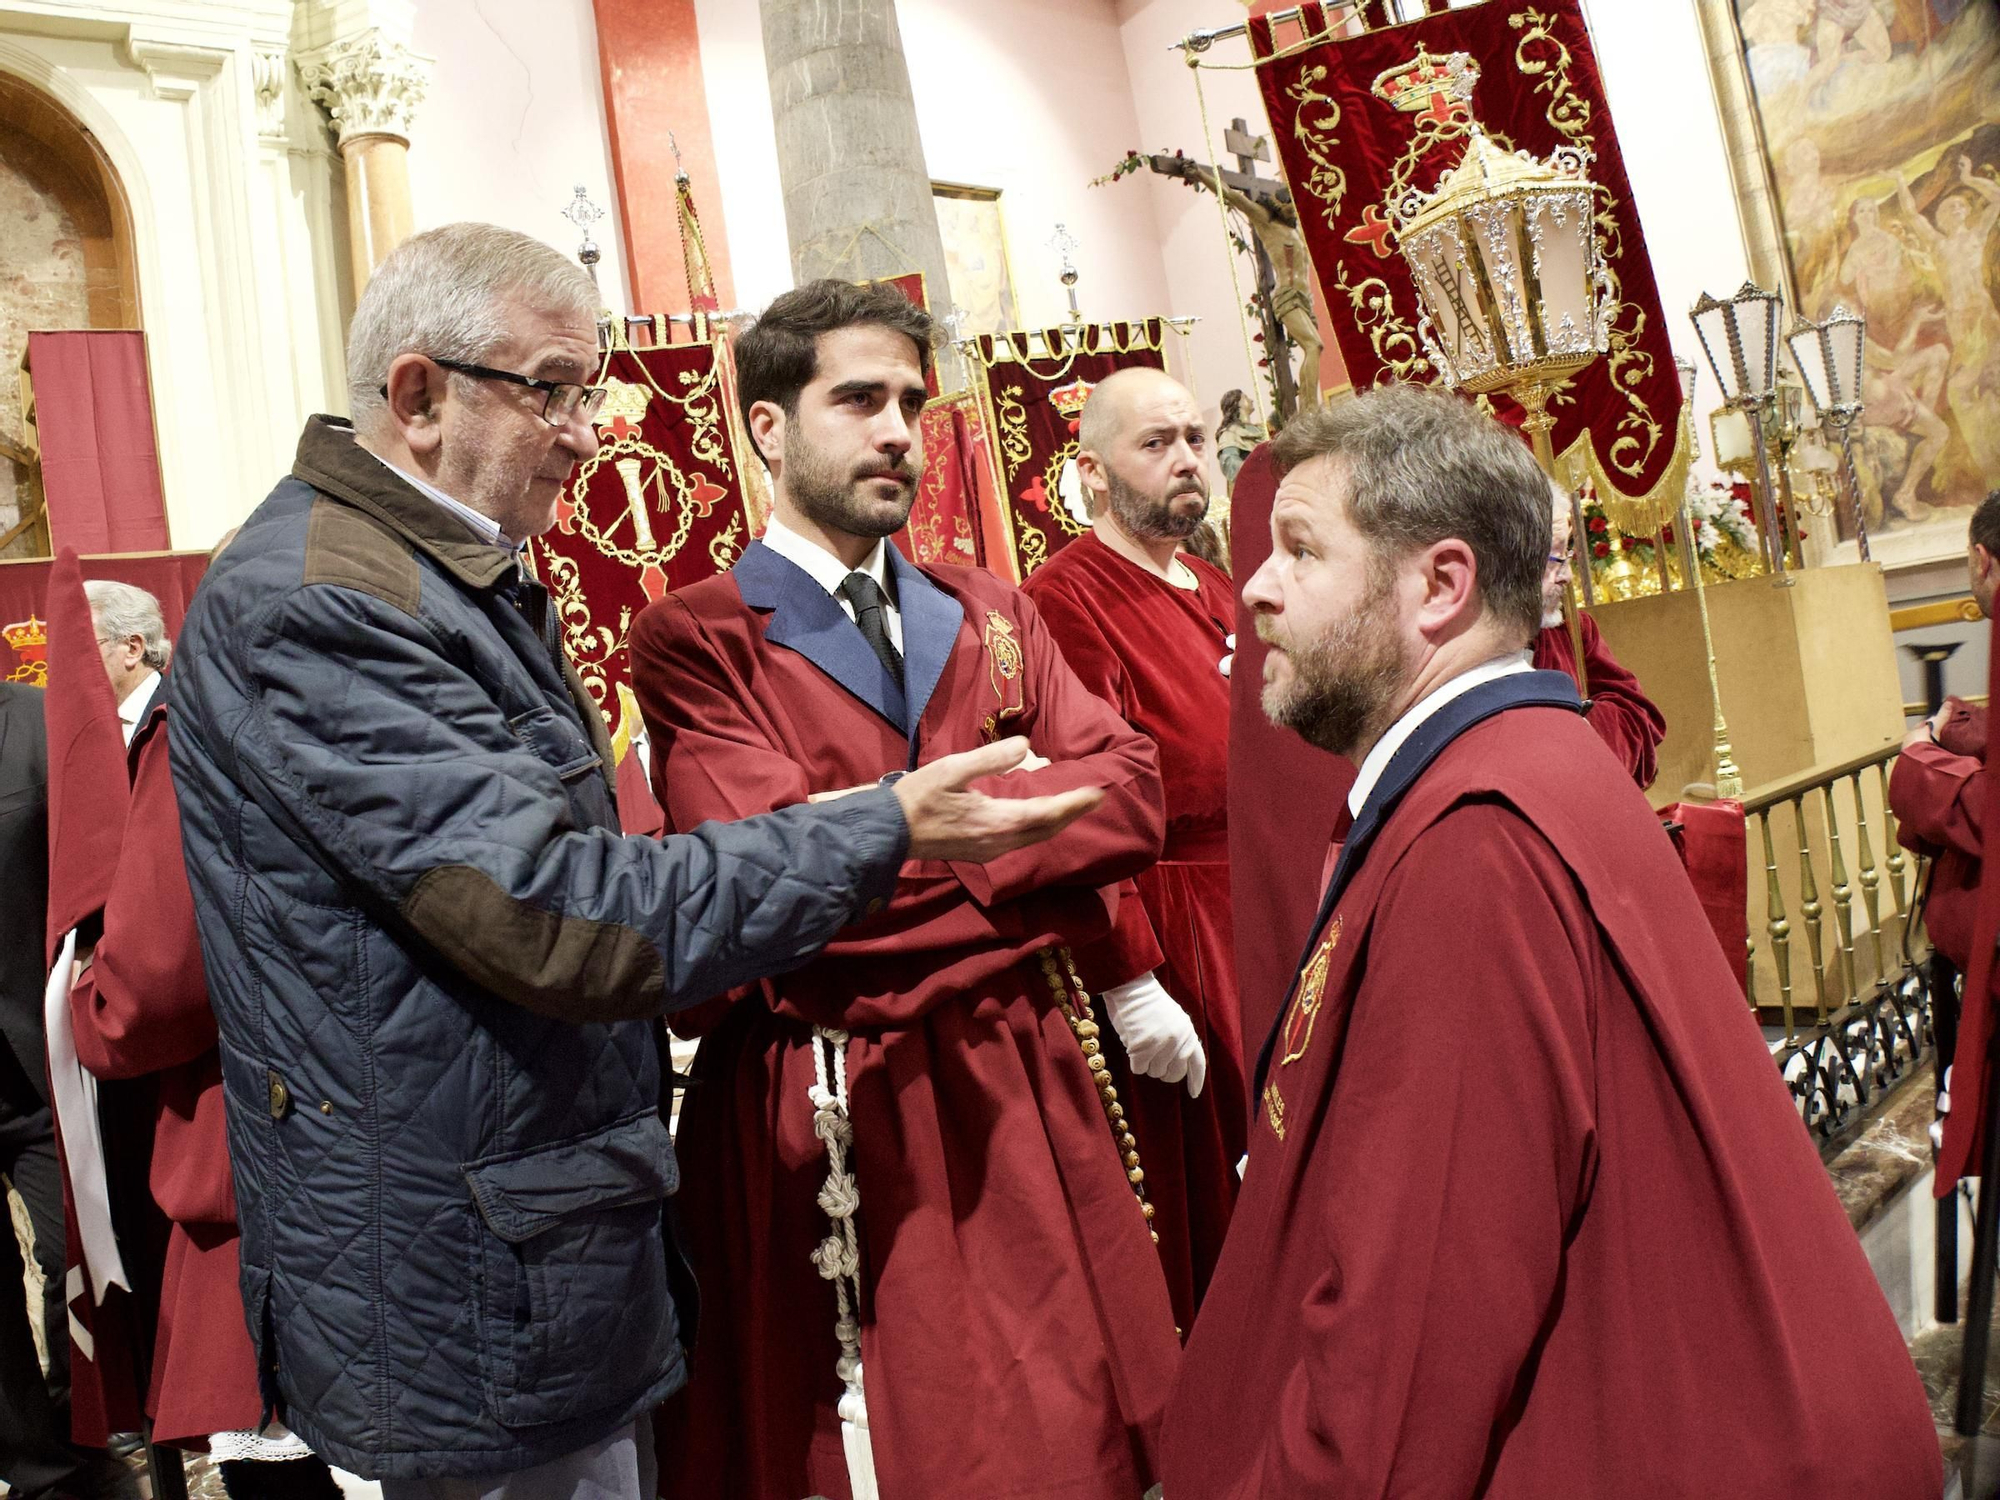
[297,27,430,296]
[759,0,957,375]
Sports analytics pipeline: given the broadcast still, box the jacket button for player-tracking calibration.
[267,1070,292,1120]
[865,897,886,916]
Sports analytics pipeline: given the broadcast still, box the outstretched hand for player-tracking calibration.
[895,737,1100,863]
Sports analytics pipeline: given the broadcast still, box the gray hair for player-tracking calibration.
[84,579,170,670]
[345,222,598,431]
[1272,384,1550,640]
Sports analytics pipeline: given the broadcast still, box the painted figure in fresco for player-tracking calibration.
[1861,321,1953,524]
[1806,0,1893,93]
[1904,157,2000,479]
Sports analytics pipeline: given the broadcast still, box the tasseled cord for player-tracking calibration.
[808,1025,878,1500]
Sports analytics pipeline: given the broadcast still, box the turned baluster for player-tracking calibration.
[1758,808,1794,1040]
[1821,783,1859,1009]
[1792,795,1829,1022]
[1848,771,1885,988]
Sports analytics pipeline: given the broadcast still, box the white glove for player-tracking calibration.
[1103,972,1207,1098]
[1219,633,1235,679]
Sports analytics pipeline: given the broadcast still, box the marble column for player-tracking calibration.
[758,0,956,371]
[297,28,430,296]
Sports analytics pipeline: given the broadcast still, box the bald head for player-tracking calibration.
[1078,366,1196,456]
[1074,367,1211,547]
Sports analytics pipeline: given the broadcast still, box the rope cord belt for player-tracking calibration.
[1042,948,1160,1245]
[808,1024,879,1499]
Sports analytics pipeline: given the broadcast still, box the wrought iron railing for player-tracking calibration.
[1739,744,1933,1144]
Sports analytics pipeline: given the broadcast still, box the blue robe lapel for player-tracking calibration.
[1251,669,1584,1094]
[885,545,963,757]
[733,540,908,731]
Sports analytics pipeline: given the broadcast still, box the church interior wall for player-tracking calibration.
[405,0,633,316]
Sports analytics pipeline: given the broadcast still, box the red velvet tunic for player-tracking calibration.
[1022,531,1244,1330]
[1532,611,1666,790]
[630,546,1181,1500]
[68,709,261,1447]
[1164,703,1941,1498]
[1889,696,1985,971]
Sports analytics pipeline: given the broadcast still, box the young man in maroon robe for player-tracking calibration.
[1022,366,1243,1331]
[1163,385,1942,1498]
[630,280,1183,1500]
[1531,485,1666,789]
[1890,487,2000,978]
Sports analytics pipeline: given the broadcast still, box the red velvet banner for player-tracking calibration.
[531,335,755,744]
[972,321,1166,579]
[1250,0,1686,507]
[25,332,170,553]
[895,394,998,571]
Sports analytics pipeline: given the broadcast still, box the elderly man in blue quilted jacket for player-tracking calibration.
[167,223,1100,1499]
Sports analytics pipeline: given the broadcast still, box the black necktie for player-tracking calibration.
[838,571,903,685]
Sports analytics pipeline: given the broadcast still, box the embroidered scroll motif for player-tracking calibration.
[1262,916,1343,1142]
[980,608,1026,740]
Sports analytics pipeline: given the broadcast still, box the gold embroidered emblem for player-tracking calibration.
[1279,917,1341,1067]
[1261,917,1342,1143]
[981,609,1027,740]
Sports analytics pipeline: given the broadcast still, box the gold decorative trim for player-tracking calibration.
[1889,595,1983,632]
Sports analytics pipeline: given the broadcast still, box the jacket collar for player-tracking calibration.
[733,538,963,748]
[291,416,521,592]
[1252,668,1584,1094]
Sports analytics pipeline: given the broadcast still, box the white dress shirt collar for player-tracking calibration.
[760,514,903,650]
[117,669,161,747]
[367,451,513,549]
[1345,654,1532,818]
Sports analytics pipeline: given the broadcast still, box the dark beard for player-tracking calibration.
[1259,580,1407,759]
[784,428,919,539]
[1106,466,1208,542]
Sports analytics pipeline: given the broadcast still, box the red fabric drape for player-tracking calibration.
[893,394,997,571]
[1249,0,1684,505]
[531,335,755,746]
[1938,609,2000,1191]
[972,322,1167,580]
[1662,799,1750,994]
[25,332,170,553]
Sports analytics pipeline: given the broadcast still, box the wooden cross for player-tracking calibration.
[1146,121,1285,206]
[1224,119,1272,179]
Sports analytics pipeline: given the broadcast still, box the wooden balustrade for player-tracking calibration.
[1736,745,1931,1141]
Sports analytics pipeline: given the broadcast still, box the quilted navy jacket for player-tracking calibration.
[170,417,908,1477]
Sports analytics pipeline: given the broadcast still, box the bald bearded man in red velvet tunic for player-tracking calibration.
[1161,386,1941,1498]
[632,282,1182,1500]
[1022,367,1243,1332]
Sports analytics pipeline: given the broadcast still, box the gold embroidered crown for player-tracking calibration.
[3,615,46,654]
[1047,378,1095,419]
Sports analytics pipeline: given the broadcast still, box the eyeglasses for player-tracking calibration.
[380,358,608,428]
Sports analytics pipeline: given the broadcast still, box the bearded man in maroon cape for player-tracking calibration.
[1023,367,1242,1331]
[632,280,1180,1500]
[1162,384,1940,1498]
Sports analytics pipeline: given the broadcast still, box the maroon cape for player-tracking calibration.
[1889,697,1984,971]
[1023,531,1244,1330]
[68,706,260,1448]
[1225,445,1354,1065]
[1531,612,1666,790]
[1165,699,1940,1497]
[631,547,1180,1500]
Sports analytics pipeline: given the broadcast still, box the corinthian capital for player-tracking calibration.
[297,29,431,146]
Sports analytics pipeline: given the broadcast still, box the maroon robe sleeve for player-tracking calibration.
[1534,616,1664,789]
[630,592,1158,967]
[69,725,214,1081]
[1024,573,1165,992]
[939,591,1165,905]
[1237,804,1597,1497]
[1889,737,1982,859]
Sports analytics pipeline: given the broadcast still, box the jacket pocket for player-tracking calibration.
[463,1110,680,1429]
[505,705,603,783]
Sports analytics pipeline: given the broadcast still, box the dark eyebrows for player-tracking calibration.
[1137,421,1208,441]
[827,378,928,406]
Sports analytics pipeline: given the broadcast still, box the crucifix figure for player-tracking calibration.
[561,185,606,293]
[1148,119,1323,418]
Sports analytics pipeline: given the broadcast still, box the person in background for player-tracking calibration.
[82,583,167,749]
[1024,366,1245,1333]
[1531,484,1667,788]
[0,672,90,1500]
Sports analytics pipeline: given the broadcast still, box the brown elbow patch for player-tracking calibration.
[304,497,423,615]
[402,865,666,1022]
